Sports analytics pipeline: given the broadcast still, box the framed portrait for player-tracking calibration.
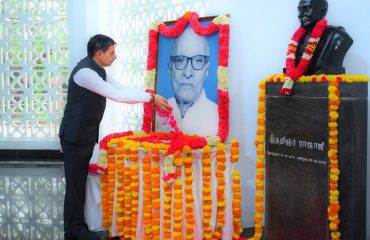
[142,12,230,141]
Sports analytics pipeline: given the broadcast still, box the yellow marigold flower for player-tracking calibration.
[330,190,340,196]
[329,93,339,101]
[203,196,212,201]
[203,145,211,153]
[130,164,139,171]
[330,174,339,181]
[329,222,338,231]
[182,145,191,153]
[328,214,339,222]
[255,232,263,238]
[329,130,339,137]
[186,203,193,208]
[183,157,192,164]
[330,168,340,175]
[173,157,183,167]
[174,199,182,204]
[185,168,192,174]
[185,176,193,182]
[328,85,338,92]
[186,223,193,229]
[203,218,211,224]
[329,111,339,119]
[174,216,182,222]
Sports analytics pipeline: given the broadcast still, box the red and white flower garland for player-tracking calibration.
[142,11,230,142]
[281,19,327,95]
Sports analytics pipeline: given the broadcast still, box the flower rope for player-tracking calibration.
[115,143,125,235]
[327,78,341,240]
[142,155,153,239]
[123,166,132,238]
[212,143,227,239]
[281,19,327,95]
[151,161,161,240]
[202,145,213,239]
[130,164,139,238]
[163,182,173,239]
[183,146,195,239]
[173,179,183,240]
[231,139,243,238]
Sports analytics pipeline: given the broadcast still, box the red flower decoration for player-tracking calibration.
[142,90,155,133]
[158,14,189,38]
[217,90,230,142]
[147,30,159,70]
[189,12,218,36]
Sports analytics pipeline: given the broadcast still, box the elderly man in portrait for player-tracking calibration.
[156,27,218,136]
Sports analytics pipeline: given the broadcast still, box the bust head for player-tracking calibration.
[298,0,328,28]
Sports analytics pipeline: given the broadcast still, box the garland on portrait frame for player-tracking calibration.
[141,11,230,142]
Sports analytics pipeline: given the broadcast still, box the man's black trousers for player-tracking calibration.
[60,139,95,235]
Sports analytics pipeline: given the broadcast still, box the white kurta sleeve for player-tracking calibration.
[74,68,150,103]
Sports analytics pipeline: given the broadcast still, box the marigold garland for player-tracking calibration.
[163,182,173,239]
[115,150,125,236]
[123,166,132,238]
[130,164,139,238]
[173,179,183,240]
[142,155,153,239]
[212,143,227,239]
[202,145,213,239]
[183,149,195,240]
[231,139,243,239]
[250,74,369,240]
[98,131,242,239]
[151,162,161,240]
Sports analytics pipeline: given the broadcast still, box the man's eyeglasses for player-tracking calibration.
[170,55,209,70]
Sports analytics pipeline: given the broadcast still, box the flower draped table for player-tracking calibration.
[95,131,242,240]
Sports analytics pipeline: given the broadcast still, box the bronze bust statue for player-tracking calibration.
[280,0,353,95]
[295,0,353,75]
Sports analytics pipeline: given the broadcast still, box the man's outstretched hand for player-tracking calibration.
[152,94,172,112]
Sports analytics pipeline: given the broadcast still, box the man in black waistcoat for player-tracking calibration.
[59,34,170,240]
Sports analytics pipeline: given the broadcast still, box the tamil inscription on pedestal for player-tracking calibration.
[264,81,367,240]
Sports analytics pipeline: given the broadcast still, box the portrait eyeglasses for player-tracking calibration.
[170,55,209,70]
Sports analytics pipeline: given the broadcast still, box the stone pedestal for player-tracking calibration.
[264,81,367,240]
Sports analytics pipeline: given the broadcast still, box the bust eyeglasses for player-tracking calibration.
[170,55,209,70]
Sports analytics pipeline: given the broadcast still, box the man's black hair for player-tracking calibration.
[87,34,116,57]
